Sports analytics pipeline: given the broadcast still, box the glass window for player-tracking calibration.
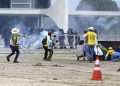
[69,15,120,41]
[0,0,10,8]
[11,0,31,3]
[69,0,120,11]
[33,0,51,9]
[10,0,51,9]
[11,4,30,8]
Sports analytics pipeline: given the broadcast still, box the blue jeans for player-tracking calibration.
[85,45,95,61]
[111,52,120,62]
[83,44,88,56]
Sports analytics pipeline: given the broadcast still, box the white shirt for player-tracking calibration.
[47,36,53,49]
[94,46,103,56]
[76,45,84,56]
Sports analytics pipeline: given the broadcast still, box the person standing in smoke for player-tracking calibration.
[83,27,97,62]
[58,29,66,49]
[53,35,58,49]
[6,28,20,63]
[75,32,81,48]
[68,28,74,48]
[42,32,54,61]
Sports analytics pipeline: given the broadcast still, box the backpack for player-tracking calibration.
[42,37,47,45]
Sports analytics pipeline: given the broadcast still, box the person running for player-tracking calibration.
[6,28,20,63]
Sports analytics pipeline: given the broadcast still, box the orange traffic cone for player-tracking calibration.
[91,56,102,80]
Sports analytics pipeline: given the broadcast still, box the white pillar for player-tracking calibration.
[42,0,68,33]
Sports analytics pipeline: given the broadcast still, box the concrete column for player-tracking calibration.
[42,0,68,33]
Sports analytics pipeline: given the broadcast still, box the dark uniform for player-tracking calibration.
[6,33,20,63]
[42,32,54,61]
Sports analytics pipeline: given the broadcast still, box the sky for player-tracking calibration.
[68,0,120,11]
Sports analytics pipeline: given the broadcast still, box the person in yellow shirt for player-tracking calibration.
[86,30,97,45]
[84,27,97,62]
[105,47,114,60]
[105,46,120,62]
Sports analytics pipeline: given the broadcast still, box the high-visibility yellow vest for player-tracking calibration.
[86,31,97,45]
[106,49,114,57]
[11,34,19,45]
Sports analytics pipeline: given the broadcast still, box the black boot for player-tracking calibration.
[77,56,79,61]
[6,56,10,62]
[13,61,19,63]
[117,68,120,72]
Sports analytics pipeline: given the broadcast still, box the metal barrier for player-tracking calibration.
[0,34,81,49]
[55,34,81,49]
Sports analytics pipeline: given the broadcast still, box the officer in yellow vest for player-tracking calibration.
[84,27,97,62]
[6,28,20,63]
[105,47,114,60]
[105,47,120,62]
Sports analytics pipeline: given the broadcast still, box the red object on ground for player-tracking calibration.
[91,56,102,80]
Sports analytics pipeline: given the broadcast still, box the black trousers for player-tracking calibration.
[47,49,53,60]
[43,46,53,60]
[43,46,48,60]
[7,45,20,62]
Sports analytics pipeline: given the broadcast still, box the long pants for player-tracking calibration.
[86,45,95,61]
[47,49,53,60]
[111,52,120,62]
[7,45,20,62]
[43,46,48,60]
[83,44,88,56]
[43,46,53,60]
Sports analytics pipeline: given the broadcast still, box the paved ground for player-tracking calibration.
[0,48,119,86]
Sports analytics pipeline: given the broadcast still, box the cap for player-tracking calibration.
[11,28,20,34]
[108,47,113,50]
[88,27,95,31]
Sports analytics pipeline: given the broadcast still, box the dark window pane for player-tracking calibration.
[35,0,51,8]
[12,0,30,3]
[11,0,51,9]
[12,4,30,8]
[0,0,10,8]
